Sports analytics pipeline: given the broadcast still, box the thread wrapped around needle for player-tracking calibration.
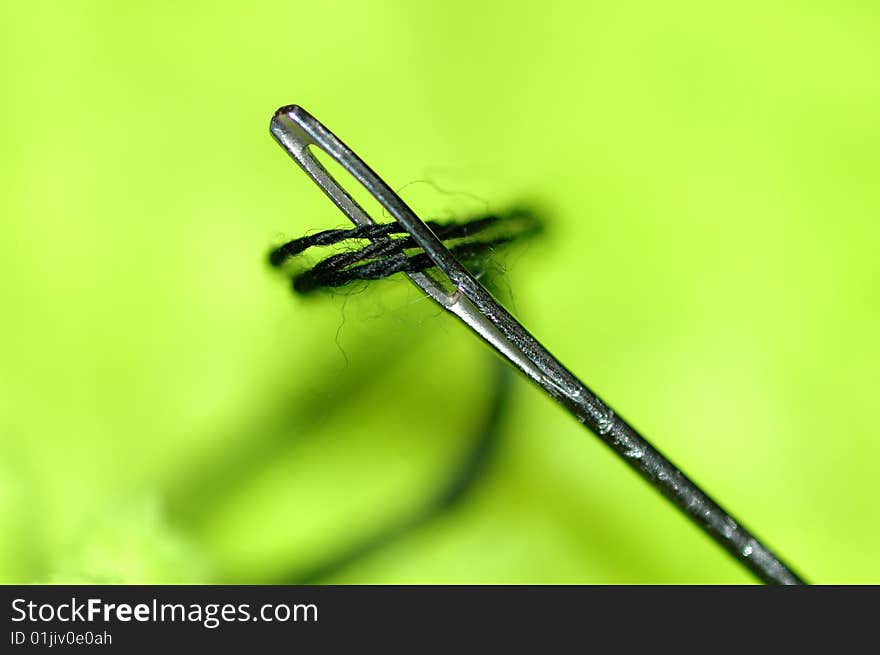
[268,209,541,294]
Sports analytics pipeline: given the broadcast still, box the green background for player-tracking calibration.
[2,1,878,583]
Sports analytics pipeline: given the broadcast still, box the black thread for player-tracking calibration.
[268,209,541,295]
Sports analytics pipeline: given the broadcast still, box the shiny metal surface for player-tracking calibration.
[270,104,805,585]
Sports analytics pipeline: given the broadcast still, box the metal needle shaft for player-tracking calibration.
[270,104,806,585]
